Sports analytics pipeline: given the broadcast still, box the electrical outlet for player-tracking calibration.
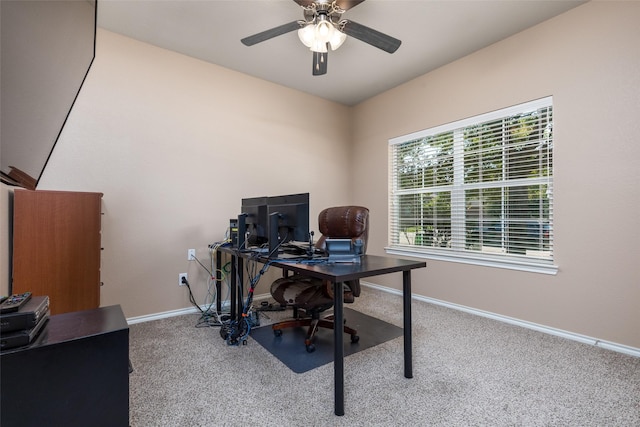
[179,273,188,286]
[188,249,195,260]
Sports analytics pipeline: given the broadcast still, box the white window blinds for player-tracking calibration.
[388,97,554,270]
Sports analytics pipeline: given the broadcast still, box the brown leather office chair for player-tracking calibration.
[270,206,369,353]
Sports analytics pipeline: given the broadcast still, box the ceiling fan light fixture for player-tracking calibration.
[299,17,344,53]
[328,28,346,50]
[297,23,315,48]
[315,19,333,43]
[310,39,328,53]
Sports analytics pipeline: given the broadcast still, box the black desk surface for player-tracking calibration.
[218,247,426,281]
[271,254,426,282]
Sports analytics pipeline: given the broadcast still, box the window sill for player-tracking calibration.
[385,246,558,275]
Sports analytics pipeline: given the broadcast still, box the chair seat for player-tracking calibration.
[270,275,333,311]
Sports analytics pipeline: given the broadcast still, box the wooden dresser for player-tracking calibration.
[12,189,103,315]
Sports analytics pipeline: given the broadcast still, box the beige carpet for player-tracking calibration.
[128,287,640,426]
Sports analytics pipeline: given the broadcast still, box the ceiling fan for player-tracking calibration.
[241,0,401,76]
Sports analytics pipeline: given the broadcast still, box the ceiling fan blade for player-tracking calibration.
[341,20,401,53]
[241,21,302,46]
[293,1,365,11]
[312,50,328,76]
[294,0,316,6]
[335,0,366,10]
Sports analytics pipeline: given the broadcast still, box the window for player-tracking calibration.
[388,97,555,274]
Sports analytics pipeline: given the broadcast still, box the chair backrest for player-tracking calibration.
[315,206,369,300]
[315,206,370,253]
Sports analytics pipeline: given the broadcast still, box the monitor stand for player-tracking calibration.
[268,212,281,257]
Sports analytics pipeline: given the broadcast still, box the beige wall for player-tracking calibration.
[36,30,352,317]
[352,1,640,348]
[3,2,638,349]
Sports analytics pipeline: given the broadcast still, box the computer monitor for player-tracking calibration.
[267,193,310,256]
[237,193,310,255]
[239,196,269,248]
[267,192,309,207]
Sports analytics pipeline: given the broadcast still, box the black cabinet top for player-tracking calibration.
[1,305,127,355]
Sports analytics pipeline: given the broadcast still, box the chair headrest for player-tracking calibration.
[317,206,369,253]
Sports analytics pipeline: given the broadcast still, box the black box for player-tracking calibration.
[0,313,49,350]
[0,295,49,333]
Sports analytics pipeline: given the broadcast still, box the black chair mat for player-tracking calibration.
[250,308,402,373]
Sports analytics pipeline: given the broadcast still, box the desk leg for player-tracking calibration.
[403,270,413,378]
[230,257,237,320]
[333,281,345,416]
[215,251,222,314]
[237,257,244,319]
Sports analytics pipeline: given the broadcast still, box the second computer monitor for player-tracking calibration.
[267,193,310,255]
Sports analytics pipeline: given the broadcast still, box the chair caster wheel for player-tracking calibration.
[351,335,360,343]
[273,329,283,337]
[306,344,316,353]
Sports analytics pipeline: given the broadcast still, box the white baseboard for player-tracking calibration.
[125,294,272,325]
[126,306,203,325]
[126,284,639,358]
[360,281,640,358]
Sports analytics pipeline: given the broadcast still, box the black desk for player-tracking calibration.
[216,249,426,416]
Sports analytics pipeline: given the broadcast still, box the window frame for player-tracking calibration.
[386,97,557,275]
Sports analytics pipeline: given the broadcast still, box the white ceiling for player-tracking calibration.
[97,0,585,106]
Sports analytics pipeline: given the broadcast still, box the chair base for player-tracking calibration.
[272,314,359,353]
